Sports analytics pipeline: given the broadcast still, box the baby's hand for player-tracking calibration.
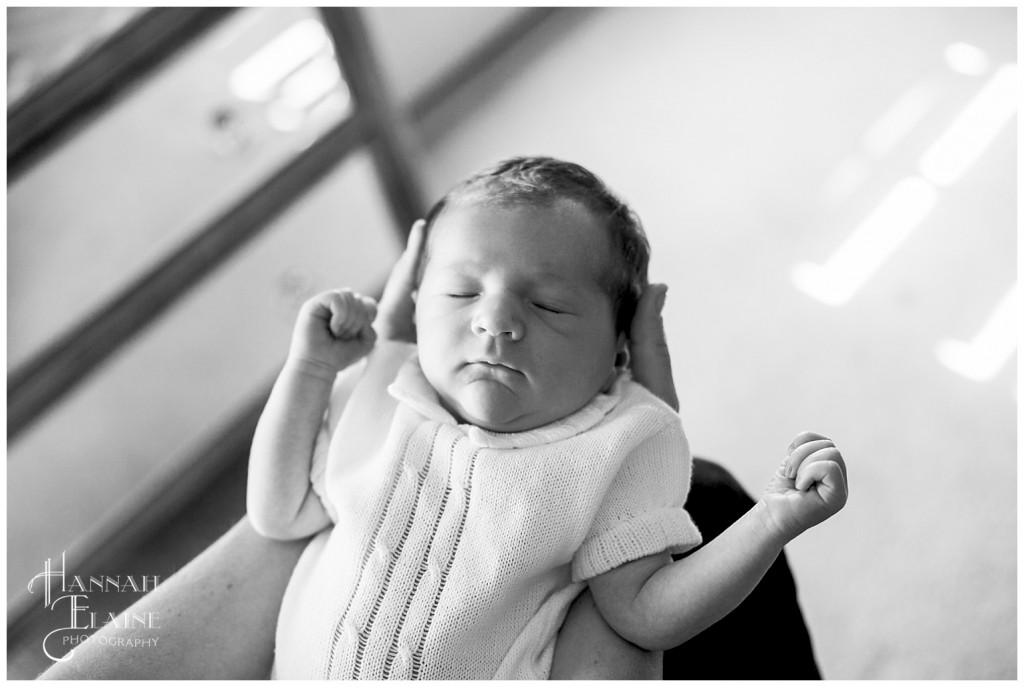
[288,289,378,375]
[761,431,848,542]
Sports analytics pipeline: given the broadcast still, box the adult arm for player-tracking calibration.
[38,517,305,680]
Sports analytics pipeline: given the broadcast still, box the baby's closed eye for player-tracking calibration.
[532,301,568,314]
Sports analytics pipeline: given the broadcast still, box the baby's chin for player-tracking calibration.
[443,381,542,433]
[444,382,527,432]
[445,381,582,434]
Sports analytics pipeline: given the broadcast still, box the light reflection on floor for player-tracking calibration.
[794,49,1017,384]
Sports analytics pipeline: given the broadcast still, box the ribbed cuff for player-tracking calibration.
[572,508,702,582]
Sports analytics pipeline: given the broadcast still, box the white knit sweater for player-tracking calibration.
[273,341,701,679]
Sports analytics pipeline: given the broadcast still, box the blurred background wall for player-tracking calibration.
[6,7,1016,679]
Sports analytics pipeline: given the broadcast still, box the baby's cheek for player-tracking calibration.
[415,341,449,396]
[416,313,457,355]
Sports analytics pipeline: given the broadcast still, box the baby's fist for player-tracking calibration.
[762,431,848,542]
[289,289,378,374]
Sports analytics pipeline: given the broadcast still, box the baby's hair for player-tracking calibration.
[417,156,650,335]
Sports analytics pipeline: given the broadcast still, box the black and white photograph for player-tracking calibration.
[6,6,1017,680]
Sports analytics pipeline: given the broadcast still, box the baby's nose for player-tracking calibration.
[472,297,524,341]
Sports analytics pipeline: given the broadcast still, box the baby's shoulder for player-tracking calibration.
[354,340,418,388]
[615,378,680,419]
[327,340,417,414]
[604,379,686,441]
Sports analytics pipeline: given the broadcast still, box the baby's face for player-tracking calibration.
[415,199,624,433]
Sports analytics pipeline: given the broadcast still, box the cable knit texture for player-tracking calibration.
[274,341,701,679]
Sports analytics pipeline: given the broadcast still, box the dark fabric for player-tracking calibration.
[662,458,823,680]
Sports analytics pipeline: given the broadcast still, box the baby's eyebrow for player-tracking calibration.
[532,266,606,292]
[434,259,598,295]
[438,259,560,280]
[437,259,484,276]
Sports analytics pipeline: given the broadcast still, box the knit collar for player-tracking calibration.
[387,353,627,449]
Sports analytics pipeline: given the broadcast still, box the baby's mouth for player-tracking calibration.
[465,359,524,380]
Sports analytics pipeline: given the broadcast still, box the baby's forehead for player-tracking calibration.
[425,199,616,287]
[432,196,606,241]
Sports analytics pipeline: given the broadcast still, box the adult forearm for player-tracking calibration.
[629,501,787,650]
[39,517,307,679]
[247,359,336,535]
[551,589,663,679]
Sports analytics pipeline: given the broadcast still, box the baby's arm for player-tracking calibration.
[247,289,377,540]
[589,432,848,651]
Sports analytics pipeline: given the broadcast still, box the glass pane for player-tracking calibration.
[8,148,401,602]
[6,7,145,107]
[7,7,353,369]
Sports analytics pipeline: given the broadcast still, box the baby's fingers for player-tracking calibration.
[789,430,830,449]
[326,290,354,336]
[790,442,844,487]
[784,433,833,478]
[794,459,849,512]
[327,290,377,339]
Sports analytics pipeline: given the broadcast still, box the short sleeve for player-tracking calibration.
[571,418,702,582]
[308,358,368,523]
